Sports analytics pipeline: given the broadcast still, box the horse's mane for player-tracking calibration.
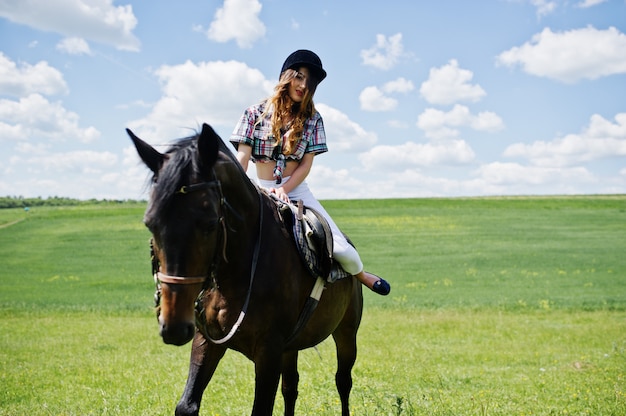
[149,129,259,217]
[212,130,263,196]
[213,131,260,195]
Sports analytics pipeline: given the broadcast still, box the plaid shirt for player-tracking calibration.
[230,101,328,163]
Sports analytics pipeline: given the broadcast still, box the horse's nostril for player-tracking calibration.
[160,322,195,346]
[185,323,195,340]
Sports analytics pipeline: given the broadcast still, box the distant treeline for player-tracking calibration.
[0,196,146,209]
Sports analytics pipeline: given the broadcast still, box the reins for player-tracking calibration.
[195,189,264,345]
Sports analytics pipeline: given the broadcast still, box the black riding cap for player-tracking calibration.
[280,49,327,82]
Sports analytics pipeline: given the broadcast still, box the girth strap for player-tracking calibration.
[285,276,326,347]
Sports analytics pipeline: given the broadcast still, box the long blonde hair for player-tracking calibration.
[262,69,318,155]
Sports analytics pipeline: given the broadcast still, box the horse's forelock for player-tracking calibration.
[149,136,200,218]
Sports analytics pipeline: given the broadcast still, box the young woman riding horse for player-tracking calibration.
[230,49,390,296]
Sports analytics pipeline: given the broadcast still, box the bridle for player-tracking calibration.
[150,179,226,306]
[150,175,264,345]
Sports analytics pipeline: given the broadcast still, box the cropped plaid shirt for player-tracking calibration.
[230,101,328,163]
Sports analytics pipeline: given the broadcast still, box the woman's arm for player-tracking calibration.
[235,144,253,172]
[273,152,314,201]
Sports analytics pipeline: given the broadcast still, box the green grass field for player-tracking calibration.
[1,196,625,415]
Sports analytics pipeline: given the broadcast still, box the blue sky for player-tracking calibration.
[1,0,625,200]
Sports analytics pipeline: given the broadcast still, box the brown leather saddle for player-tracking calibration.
[275,196,351,283]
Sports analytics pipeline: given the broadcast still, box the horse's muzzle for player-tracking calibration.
[155,276,204,346]
[159,316,195,346]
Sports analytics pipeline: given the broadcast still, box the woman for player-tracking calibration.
[230,49,390,296]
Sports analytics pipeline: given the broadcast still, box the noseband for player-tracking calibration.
[155,272,206,285]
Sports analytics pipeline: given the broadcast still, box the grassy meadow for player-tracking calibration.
[1,196,625,415]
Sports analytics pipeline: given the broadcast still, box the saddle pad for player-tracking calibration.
[273,195,351,282]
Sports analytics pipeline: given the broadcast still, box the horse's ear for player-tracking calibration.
[198,123,219,169]
[126,128,164,174]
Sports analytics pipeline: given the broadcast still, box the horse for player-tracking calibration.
[127,123,364,416]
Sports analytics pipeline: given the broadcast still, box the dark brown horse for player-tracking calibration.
[127,123,363,416]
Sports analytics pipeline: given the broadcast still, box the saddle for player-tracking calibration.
[274,196,351,283]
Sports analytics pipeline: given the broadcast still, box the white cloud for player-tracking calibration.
[420,59,486,105]
[0,0,140,51]
[0,94,100,143]
[504,113,626,167]
[575,0,608,8]
[56,37,92,55]
[417,104,504,140]
[0,53,68,97]
[316,103,377,152]
[530,0,557,18]
[127,60,274,140]
[359,86,397,112]
[3,148,147,200]
[115,99,153,111]
[383,77,414,94]
[307,165,365,200]
[573,113,626,141]
[1,142,154,200]
[496,26,626,83]
[399,169,515,198]
[13,141,49,156]
[359,77,414,112]
[475,162,593,187]
[359,140,475,169]
[26,150,118,173]
[360,33,404,70]
[207,0,266,49]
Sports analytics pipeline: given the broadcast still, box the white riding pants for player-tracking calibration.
[257,177,363,275]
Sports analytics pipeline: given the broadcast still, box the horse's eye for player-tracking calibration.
[144,219,156,233]
[205,219,219,233]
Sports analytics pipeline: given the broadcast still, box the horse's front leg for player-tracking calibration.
[175,331,227,416]
[251,346,283,416]
[281,351,299,416]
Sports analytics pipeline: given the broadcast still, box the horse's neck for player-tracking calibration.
[219,181,262,264]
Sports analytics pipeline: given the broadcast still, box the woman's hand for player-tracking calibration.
[270,187,290,203]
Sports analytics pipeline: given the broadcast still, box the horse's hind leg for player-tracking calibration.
[175,332,227,416]
[281,351,299,416]
[332,282,363,416]
[333,330,358,416]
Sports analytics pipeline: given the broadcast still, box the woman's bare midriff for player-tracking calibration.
[255,160,300,181]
